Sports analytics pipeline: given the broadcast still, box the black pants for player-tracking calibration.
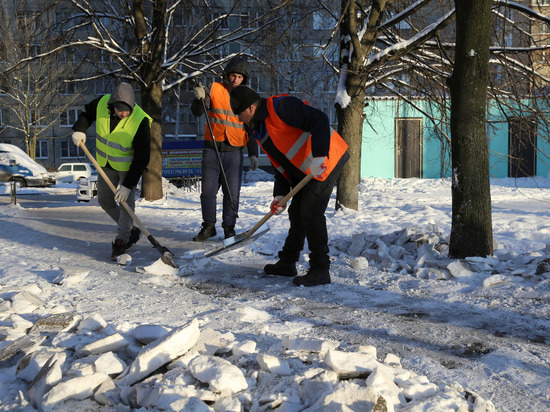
[279,181,334,269]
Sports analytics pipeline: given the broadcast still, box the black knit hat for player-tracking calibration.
[230,85,260,115]
[113,102,132,112]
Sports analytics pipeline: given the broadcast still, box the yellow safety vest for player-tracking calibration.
[95,95,152,171]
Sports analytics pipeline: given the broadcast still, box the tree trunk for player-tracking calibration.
[448,0,493,258]
[140,81,164,201]
[134,0,166,201]
[336,86,363,210]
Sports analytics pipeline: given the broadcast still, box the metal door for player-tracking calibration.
[395,118,422,178]
[509,118,536,178]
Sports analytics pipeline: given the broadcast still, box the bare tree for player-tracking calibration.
[334,0,456,210]
[448,0,493,258]
[0,0,81,159]
[46,0,287,200]
[329,0,550,211]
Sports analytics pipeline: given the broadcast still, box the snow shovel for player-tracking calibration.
[204,173,314,257]
[79,142,179,269]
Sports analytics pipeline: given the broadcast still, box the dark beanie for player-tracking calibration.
[230,85,260,115]
[113,102,132,112]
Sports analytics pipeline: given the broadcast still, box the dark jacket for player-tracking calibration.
[191,57,257,157]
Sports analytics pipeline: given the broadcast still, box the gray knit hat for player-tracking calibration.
[230,85,260,115]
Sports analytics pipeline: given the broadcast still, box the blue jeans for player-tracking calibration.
[200,147,243,228]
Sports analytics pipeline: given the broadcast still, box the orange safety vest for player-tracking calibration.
[204,82,247,147]
[262,94,348,182]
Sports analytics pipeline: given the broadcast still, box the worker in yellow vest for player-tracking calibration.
[230,85,349,287]
[72,82,152,261]
[191,57,259,241]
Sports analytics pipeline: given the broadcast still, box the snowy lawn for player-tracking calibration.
[0,172,549,411]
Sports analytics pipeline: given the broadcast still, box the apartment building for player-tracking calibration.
[0,0,339,171]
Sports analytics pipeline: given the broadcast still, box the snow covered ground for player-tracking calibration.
[0,171,549,411]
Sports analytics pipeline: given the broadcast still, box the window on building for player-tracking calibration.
[30,110,42,127]
[172,8,190,27]
[211,12,229,30]
[59,108,79,127]
[312,11,334,31]
[18,12,39,32]
[58,81,77,95]
[35,140,48,159]
[179,104,196,124]
[95,77,114,95]
[54,10,77,31]
[212,43,230,61]
[30,44,41,56]
[241,10,259,30]
[58,49,77,63]
[248,74,262,92]
[60,139,83,158]
[0,109,3,127]
[97,49,111,63]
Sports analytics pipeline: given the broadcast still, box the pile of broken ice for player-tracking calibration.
[338,224,550,283]
[0,285,495,411]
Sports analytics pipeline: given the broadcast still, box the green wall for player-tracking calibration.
[362,98,550,179]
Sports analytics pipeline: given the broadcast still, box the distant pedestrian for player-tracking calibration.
[191,57,259,241]
[230,85,349,286]
[72,82,152,260]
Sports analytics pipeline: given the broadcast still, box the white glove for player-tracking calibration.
[310,156,327,178]
[114,185,131,203]
[270,195,286,215]
[72,131,86,147]
[194,83,206,100]
[249,156,258,171]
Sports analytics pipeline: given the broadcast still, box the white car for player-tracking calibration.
[55,163,96,183]
[76,170,98,202]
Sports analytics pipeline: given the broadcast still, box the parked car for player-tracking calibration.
[54,162,96,183]
[0,143,55,187]
[76,170,98,202]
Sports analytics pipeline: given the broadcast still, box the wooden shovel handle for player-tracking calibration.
[245,173,314,238]
[79,141,151,238]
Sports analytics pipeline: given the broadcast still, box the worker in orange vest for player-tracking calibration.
[230,85,349,287]
[192,57,259,241]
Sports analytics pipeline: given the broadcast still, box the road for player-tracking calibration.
[0,186,198,265]
[1,185,549,411]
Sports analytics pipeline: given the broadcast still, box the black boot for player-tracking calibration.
[128,226,141,247]
[193,223,217,242]
[264,260,298,277]
[111,239,130,261]
[293,266,331,286]
[223,225,236,239]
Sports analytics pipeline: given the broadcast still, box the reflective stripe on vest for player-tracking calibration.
[205,82,247,147]
[95,94,153,171]
[264,95,348,181]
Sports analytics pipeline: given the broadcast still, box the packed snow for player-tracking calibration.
[0,170,549,411]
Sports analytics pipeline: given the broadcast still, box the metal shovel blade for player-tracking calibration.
[204,223,270,258]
